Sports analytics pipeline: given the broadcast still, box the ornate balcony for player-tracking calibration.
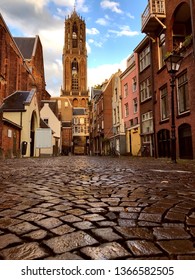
[142,0,166,34]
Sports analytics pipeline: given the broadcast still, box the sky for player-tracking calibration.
[0,0,148,96]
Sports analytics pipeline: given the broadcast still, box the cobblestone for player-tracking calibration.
[0,156,195,259]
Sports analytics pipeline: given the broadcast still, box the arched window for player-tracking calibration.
[81,98,86,107]
[172,3,192,50]
[72,58,79,90]
[73,98,78,107]
[72,22,78,48]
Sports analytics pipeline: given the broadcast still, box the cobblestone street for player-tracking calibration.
[0,156,195,260]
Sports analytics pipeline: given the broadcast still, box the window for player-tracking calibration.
[134,117,138,125]
[140,78,151,102]
[117,106,120,123]
[160,86,169,120]
[124,83,128,98]
[43,118,49,125]
[72,22,78,48]
[74,117,78,124]
[64,101,68,107]
[8,129,12,138]
[159,33,166,69]
[140,45,150,71]
[113,109,116,124]
[124,103,129,117]
[132,76,137,92]
[177,72,189,114]
[58,100,61,109]
[115,88,118,101]
[80,118,84,125]
[133,98,138,113]
[72,59,78,90]
[130,119,133,127]
[141,111,153,134]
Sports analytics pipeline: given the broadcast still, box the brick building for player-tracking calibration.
[0,13,49,157]
[110,69,126,155]
[120,53,141,156]
[134,37,154,157]
[142,0,195,159]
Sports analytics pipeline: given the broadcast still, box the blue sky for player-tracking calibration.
[1,0,148,96]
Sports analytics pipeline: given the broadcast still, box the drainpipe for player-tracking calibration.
[149,38,157,158]
[190,0,195,58]
[19,111,22,154]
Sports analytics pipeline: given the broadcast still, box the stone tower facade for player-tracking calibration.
[55,7,89,155]
[62,9,88,104]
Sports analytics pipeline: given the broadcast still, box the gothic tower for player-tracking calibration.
[62,8,88,105]
[57,6,89,155]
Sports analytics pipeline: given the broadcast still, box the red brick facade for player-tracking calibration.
[142,0,195,159]
[0,16,34,104]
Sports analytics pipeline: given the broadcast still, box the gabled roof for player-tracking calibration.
[41,100,58,116]
[1,89,36,112]
[14,37,37,59]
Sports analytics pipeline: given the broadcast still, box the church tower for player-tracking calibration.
[57,5,89,155]
[62,7,88,103]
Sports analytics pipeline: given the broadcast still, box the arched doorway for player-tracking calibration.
[178,123,193,159]
[157,129,170,158]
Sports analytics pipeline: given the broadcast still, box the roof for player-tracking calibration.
[1,89,36,112]
[91,88,102,99]
[73,108,86,115]
[41,100,58,116]
[62,121,72,128]
[14,37,36,59]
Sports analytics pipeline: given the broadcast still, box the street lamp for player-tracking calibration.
[164,53,183,163]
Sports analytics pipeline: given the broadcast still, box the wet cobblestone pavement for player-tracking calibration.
[0,156,195,260]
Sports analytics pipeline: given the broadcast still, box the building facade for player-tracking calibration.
[142,0,195,159]
[121,54,141,156]
[110,69,126,155]
[135,37,154,157]
[40,100,61,156]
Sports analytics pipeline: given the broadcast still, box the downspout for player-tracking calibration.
[19,111,22,154]
[190,0,195,58]
[150,38,157,158]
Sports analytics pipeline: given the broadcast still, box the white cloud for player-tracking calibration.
[86,27,100,35]
[88,57,127,90]
[109,25,139,37]
[96,18,108,26]
[86,42,91,54]
[76,0,89,12]
[126,12,135,20]
[100,0,123,14]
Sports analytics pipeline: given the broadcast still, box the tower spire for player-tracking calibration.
[73,0,76,12]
